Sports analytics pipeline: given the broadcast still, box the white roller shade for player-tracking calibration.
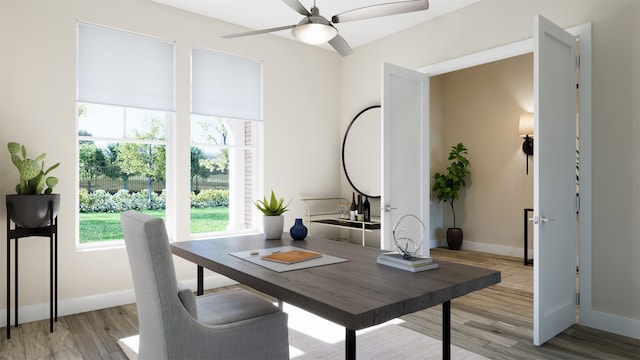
[192,49,262,121]
[77,23,175,111]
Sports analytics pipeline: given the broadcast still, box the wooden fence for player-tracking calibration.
[79,171,228,194]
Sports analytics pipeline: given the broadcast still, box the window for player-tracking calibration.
[77,23,174,246]
[190,116,259,234]
[77,104,170,244]
[76,24,262,244]
[190,49,262,236]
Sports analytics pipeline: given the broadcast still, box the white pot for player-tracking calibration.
[263,215,284,240]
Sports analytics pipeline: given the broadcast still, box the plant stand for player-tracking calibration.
[5,200,58,339]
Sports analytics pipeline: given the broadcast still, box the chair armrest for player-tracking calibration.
[177,282,197,319]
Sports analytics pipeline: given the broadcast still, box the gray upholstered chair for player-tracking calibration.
[120,210,289,360]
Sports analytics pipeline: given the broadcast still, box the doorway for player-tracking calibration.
[419,21,592,345]
[429,53,534,257]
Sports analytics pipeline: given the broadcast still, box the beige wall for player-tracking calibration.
[339,0,639,334]
[432,54,534,253]
[0,0,341,316]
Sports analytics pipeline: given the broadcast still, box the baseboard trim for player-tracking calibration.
[0,274,237,327]
[428,239,444,249]
[430,238,525,258]
[459,240,524,258]
[580,307,640,340]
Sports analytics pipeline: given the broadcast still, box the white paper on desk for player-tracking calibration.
[230,246,348,272]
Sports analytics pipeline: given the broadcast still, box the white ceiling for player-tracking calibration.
[150,0,479,50]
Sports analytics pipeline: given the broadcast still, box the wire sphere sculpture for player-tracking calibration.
[392,214,426,260]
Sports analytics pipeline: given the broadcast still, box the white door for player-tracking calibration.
[533,14,578,346]
[381,63,429,254]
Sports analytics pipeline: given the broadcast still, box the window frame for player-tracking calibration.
[75,102,173,249]
[189,116,262,238]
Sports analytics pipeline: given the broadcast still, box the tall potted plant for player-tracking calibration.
[254,190,290,240]
[6,142,61,229]
[432,143,471,250]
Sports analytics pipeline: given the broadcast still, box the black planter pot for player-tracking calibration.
[446,227,463,250]
[6,194,60,229]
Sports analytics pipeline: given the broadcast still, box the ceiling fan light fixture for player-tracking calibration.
[224,0,430,56]
[292,23,337,45]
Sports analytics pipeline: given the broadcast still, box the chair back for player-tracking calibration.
[120,210,177,359]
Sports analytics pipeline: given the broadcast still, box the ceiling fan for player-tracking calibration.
[222,0,429,56]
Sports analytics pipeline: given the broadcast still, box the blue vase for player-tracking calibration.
[290,218,308,240]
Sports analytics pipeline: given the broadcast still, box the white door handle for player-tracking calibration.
[529,215,554,224]
[382,205,398,213]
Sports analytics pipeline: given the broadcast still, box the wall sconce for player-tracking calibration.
[519,113,534,174]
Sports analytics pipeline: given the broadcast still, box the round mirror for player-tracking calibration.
[342,105,381,198]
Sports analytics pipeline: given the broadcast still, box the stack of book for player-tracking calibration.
[376,252,439,272]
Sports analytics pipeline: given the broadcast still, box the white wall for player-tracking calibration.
[339,0,639,336]
[0,0,341,320]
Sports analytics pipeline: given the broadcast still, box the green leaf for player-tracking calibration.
[431,143,471,228]
[7,142,20,155]
[7,141,60,194]
[254,190,290,216]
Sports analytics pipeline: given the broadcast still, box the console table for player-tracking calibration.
[5,203,58,339]
[302,197,380,246]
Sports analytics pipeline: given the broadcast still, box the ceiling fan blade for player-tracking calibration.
[329,35,353,56]
[281,0,311,16]
[222,25,296,39]
[332,0,429,23]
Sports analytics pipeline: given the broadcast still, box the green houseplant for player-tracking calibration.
[255,190,290,239]
[6,142,61,228]
[432,143,471,250]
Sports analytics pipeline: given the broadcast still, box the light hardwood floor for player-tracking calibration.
[0,248,637,359]
[405,248,639,359]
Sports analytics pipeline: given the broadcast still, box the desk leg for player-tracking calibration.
[197,265,203,296]
[443,300,451,360]
[345,328,356,360]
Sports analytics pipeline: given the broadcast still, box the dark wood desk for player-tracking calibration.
[171,235,500,360]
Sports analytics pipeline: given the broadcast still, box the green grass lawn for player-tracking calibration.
[79,207,229,243]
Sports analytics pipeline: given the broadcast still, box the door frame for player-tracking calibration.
[418,21,594,337]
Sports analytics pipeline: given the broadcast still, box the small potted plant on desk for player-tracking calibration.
[6,142,61,229]
[432,143,471,250]
[255,190,290,240]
